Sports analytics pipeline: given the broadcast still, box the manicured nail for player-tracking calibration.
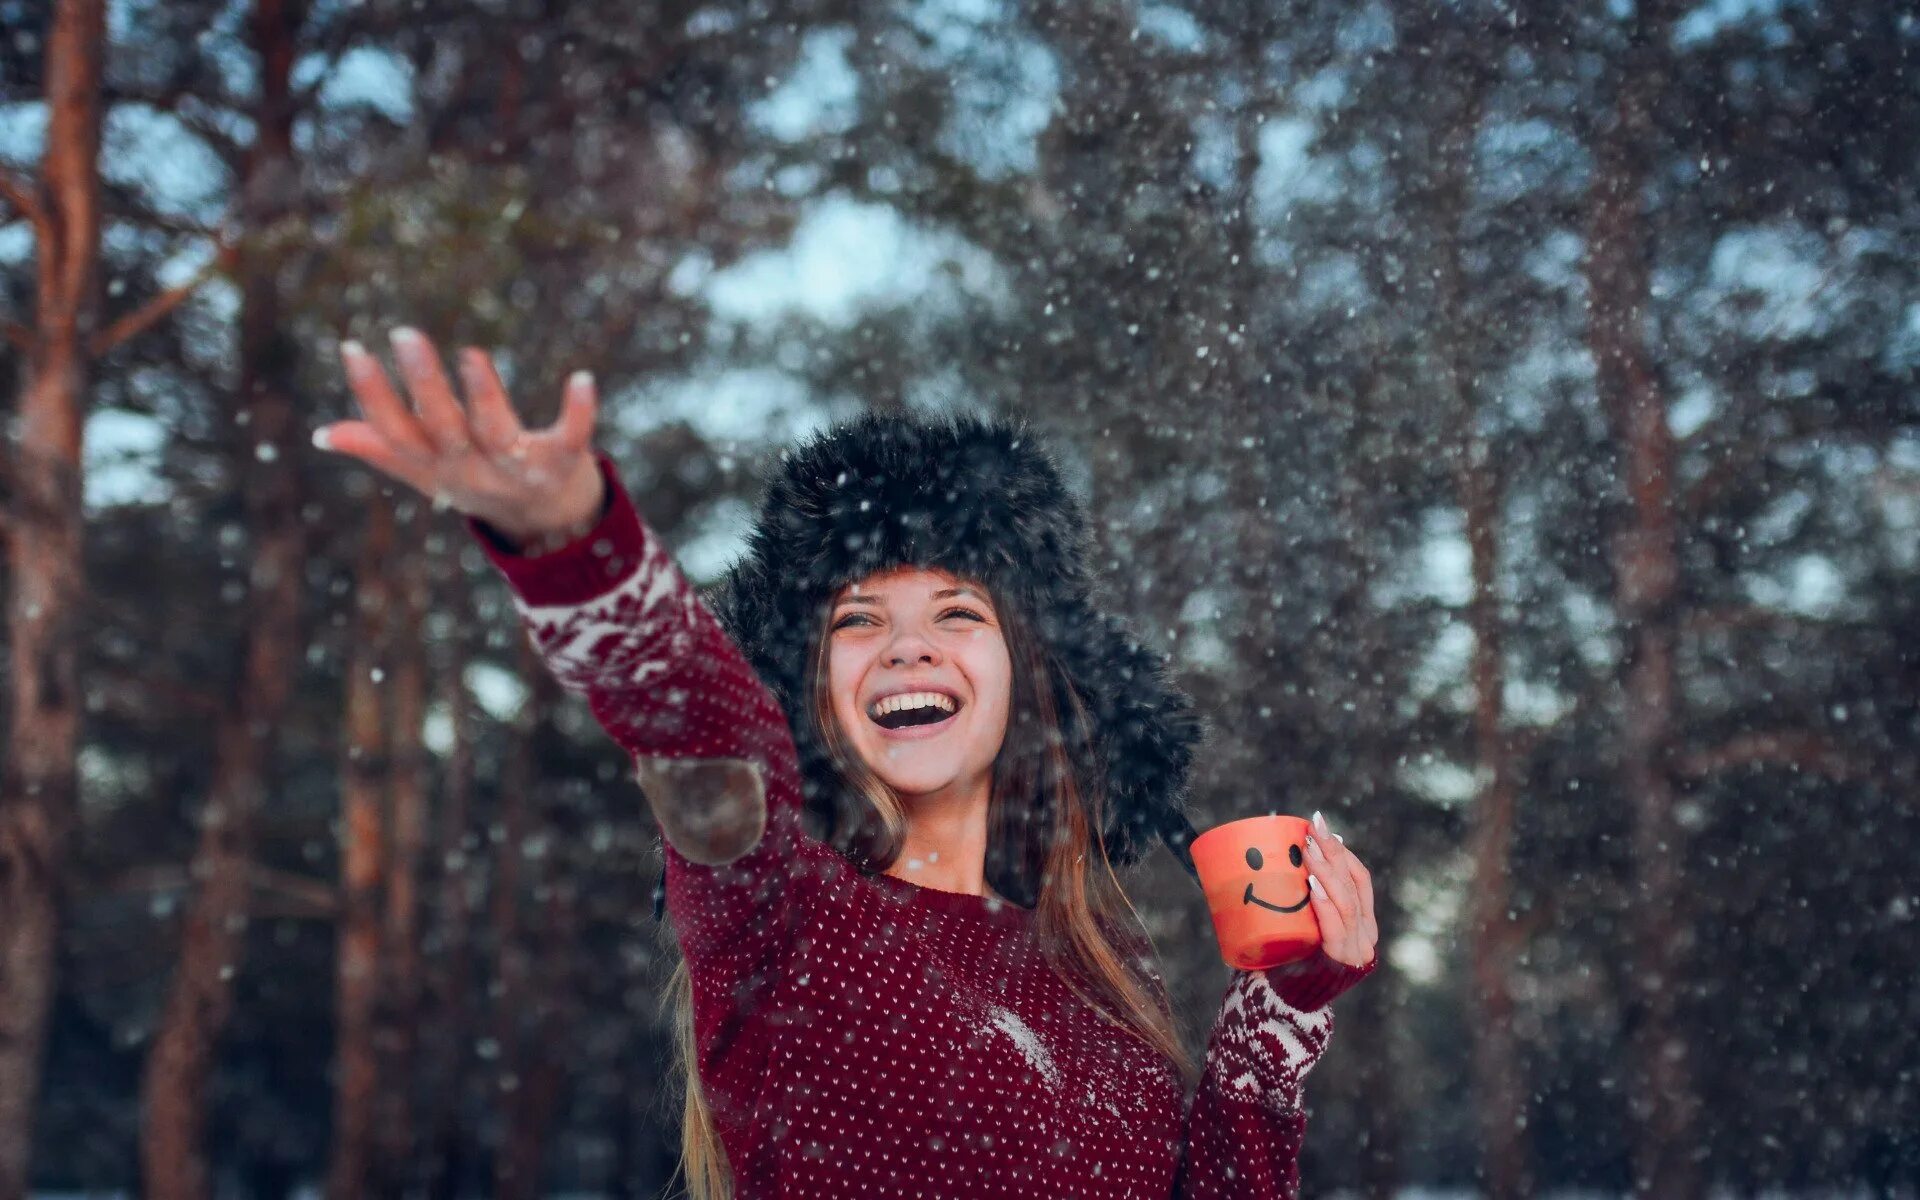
[389,326,423,357]
[1306,834,1322,857]
[1309,874,1326,897]
[311,426,334,451]
[340,339,366,360]
[569,369,594,396]
[1314,810,1331,838]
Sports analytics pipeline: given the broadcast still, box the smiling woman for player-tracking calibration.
[464,410,1377,1199]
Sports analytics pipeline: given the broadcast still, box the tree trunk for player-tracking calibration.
[1581,5,1704,1196]
[490,642,553,1200]
[499,855,579,1197]
[329,499,395,1200]
[374,507,431,1195]
[0,2,102,1193]
[138,2,305,1193]
[1424,39,1535,1200]
[425,556,479,1200]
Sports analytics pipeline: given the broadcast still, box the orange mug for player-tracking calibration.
[1190,814,1322,970]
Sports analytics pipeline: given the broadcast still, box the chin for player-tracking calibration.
[862,751,975,799]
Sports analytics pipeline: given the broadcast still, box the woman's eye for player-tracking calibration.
[832,608,983,630]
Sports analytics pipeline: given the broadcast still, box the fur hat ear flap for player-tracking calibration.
[703,409,1209,882]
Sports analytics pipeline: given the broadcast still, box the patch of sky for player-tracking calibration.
[1744,553,1848,619]
[466,660,530,724]
[611,365,827,449]
[749,26,859,142]
[1335,0,1396,55]
[1409,621,1474,702]
[102,109,230,222]
[1477,118,1580,205]
[1704,223,1840,342]
[1882,300,1920,374]
[1399,751,1480,809]
[1521,229,1584,292]
[1380,506,1473,609]
[1561,590,1617,671]
[304,46,414,123]
[0,101,48,168]
[1668,382,1716,439]
[1176,589,1230,672]
[84,410,167,512]
[1291,251,1371,316]
[675,496,759,583]
[1388,854,1470,986]
[1293,65,1350,114]
[904,1,1058,181]
[901,365,984,419]
[1188,113,1239,193]
[700,192,1012,329]
[1673,0,1801,48]
[1135,5,1207,50]
[1251,117,1321,222]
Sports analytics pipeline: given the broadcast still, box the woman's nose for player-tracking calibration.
[884,636,939,667]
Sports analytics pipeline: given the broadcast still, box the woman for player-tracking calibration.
[315,328,1380,1198]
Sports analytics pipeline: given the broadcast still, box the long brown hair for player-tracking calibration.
[664,571,1194,1198]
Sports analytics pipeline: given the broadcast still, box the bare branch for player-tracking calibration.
[0,165,48,241]
[1676,730,1863,783]
[90,240,238,356]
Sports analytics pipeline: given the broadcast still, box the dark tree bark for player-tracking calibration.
[0,2,102,1192]
[1421,26,1535,1200]
[1581,5,1705,1196]
[374,509,431,1195]
[329,499,395,1200]
[489,638,545,1199]
[425,555,480,1200]
[138,2,309,1194]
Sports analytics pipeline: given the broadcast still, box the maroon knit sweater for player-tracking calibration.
[468,450,1377,1198]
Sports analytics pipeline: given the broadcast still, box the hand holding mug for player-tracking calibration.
[1301,809,1377,970]
[1191,811,1378,971]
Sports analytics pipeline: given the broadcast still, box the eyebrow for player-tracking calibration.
[834,586,990,608]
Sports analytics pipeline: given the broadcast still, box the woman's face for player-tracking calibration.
[826,566,1012,804]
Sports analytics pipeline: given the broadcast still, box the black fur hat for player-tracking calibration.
[700,409,1208,893]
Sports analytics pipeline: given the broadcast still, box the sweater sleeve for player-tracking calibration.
[1174,950,1378,1199]
[463,448,837,973]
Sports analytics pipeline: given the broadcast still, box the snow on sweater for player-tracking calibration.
[466,449,1377,1198]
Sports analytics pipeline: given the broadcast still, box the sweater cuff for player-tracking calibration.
[1262,947,1379,1012]
[463,449,648,608]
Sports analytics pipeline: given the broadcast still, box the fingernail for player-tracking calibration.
[1334,833,1346,845]
[1309,874,1326,896]
[312,426,334,451]
[1306,834,1321,856]
[390,326,422,354]
[1314,810,1331,838]
[569,369,594,395]
[340,339,365,359]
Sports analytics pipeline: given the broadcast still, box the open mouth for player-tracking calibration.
[867,693,964,737]
[1243,883,1310,914]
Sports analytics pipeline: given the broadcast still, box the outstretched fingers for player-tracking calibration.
[388,327,472,454]
[338,340,435,460]
[458,347,528,457]
[552,369,599,453]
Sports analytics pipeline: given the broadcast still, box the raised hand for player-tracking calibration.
[313,326,605,550]
[1303,809,1378,969]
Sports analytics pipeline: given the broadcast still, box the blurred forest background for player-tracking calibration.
[1,0,1916,1196]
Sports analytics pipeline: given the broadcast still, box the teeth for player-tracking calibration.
[868,692,958,720]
